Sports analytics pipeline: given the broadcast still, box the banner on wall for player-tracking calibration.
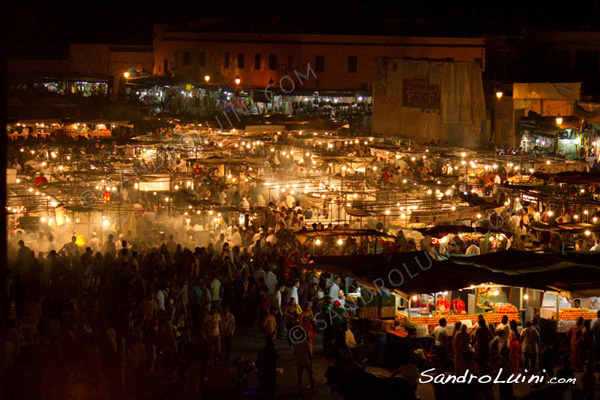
[513,83,581,100]
[533,162,588,174]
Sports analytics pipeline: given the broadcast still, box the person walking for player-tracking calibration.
[520,320,539,376]
[221,304,235,363]
[434,318,450,371]
[294,338,317,395]
[203,307,223,367]
[262,306,278,347]
[283,297,302,347]
[453,324,470,374]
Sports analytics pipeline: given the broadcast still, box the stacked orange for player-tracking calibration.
[388,329,408,338]
[495,305,518,314]
[395,312,520,327]
[552,308,597,321]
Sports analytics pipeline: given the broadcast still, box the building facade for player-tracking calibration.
[153,24,486,91]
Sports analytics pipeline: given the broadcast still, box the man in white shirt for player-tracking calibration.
[156,287,166,311]
[219,189,228,206]
[266,228,277,244]
[328,276,342,300]
[210,274,222,311]
[285,279,300,305]
[115,234,125,252]
[265,267,278,294]
[465,240,481,255]
[271,284,285,337]
[495,315,511,352]
[228,226,242,248]
[252,228,264,244]
[241,197,250,210]
[88,232,101,254]
[254,266,266,282]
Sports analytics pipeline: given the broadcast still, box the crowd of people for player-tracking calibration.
[5,204,366,399]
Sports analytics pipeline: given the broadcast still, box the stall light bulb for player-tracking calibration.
[103,220,110,227]
[315,239,321,245]
[524,294,529,300]
[337,239,343,245]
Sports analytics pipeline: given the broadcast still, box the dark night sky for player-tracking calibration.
[5,0,600,58]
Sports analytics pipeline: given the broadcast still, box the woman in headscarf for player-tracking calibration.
[566,316,586,370]
[453,324,470,374]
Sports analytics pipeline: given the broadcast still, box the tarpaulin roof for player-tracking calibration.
[344,206,372,217]
[532,171,600,185]
[305,250,600,298]
[451,250,600,298]
[305,251,549,298]
[529,222,600,234]
[417,225,512,238]
[294,229,394,244]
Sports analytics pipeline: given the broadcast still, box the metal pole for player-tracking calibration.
[407,297,412,324]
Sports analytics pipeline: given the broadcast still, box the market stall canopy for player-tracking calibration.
[305,252,552,298]
[294,229,394,244]
[573,101,600,122]
[417,225,512,238]
[529,222,600,234]
[533,171,600,185]
[343,206,372,217]
[450,249,600,298]
[306,250,600,298]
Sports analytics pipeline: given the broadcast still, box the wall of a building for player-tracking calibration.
[69,44,153,96]
[372,57,486,148]
[153,25,485,91]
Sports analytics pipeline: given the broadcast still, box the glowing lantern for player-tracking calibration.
[103,191,111,202]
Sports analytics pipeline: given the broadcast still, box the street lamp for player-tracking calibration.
[496,91,503,100]
[204,75,210,83]
[556,114,563,125]
[235,75,241,85]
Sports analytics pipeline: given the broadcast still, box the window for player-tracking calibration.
[315,55,325,73]
[287,55,293,71]
[163,59,169,74]
[500,122,509,141]
[224,52,230,69]
[237,53,245,69]
[255,54,261,70]
[269,54,278,70]
[575,50,599,75]
[199,51,206,67]
[182,51,191,66]
[348,56,357,73]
